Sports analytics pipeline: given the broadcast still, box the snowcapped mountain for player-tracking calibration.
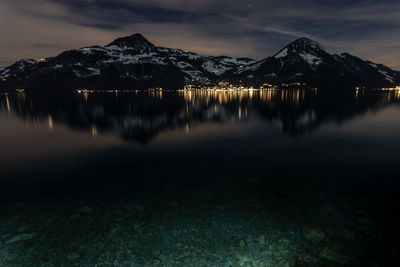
[0,33,254,91]
[0,34,188,90]
[0,34,398,91]
[236,37,399,88]
[0,59,37,80]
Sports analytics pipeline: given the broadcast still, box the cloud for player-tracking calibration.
[116,22,262,58]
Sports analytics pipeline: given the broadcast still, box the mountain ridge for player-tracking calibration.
[0,34,398,91]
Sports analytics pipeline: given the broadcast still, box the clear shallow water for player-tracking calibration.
[0,89,400,266]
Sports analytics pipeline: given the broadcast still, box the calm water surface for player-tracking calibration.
[0,89,400,266]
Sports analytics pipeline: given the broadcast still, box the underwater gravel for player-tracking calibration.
[0,177,398,267]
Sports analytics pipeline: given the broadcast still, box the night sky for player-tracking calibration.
[1,0,399,69]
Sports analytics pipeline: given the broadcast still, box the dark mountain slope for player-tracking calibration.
[235,37,399,88]
[0,35,398,91]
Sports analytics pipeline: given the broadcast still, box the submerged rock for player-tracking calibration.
[67,252,80,260]
[302,226,326,243]
[5,233,37,244]
[78,206,94,213]
[340,228,356,241]
[319,247,350,263]
[357,216,372,225]
[257,235,266,246]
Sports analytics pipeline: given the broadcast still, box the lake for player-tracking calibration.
[0,88,400,266]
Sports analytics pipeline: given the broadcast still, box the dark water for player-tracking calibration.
[1,89,400,266]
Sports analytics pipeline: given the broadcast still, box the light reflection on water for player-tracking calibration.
[180,88,312,104]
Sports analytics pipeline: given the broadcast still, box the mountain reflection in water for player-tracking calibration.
[1,88,399,143]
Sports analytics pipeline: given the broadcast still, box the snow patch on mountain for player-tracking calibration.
[87,67,101,76]
[104,45,125,52]
[0,68,10,78]
[202,60,230,75]
[22,59,38,64]
[378,69,395,82]
[73,67,101,78]
[176,61,193,69]
[220,57,255,65]
[234,60,264,74]
[185,70,210,84]
[299,53,322,66]
[275,48,288,58]
[157,47,202,60]
[289,73,304,79]
[103,52,168,65]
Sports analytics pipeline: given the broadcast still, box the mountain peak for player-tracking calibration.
[106,33,156,50]
[293,37,320,44]
[287,37,325,52]
[274,37,326,59]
